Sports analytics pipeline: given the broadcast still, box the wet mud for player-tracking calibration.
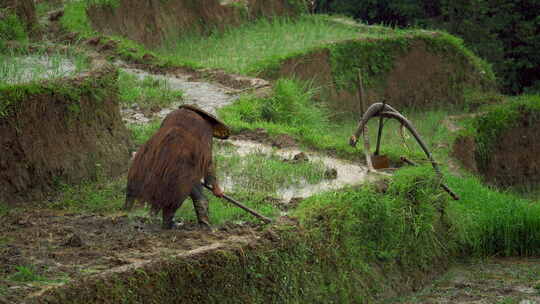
[395,258,540,304]
[0,209,263,303]
[119,67,240,124]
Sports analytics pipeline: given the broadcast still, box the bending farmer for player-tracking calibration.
[124,104,229,229]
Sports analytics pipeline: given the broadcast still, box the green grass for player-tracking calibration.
[60,0,95,36]
[0,11,27,48]
[48,175,126,213]
[127,120,162,146]
[8,265,48,283]
[295,165,451,274]
[446,173,540,256]
[118,70,184,111]
[220,77,459,162]
[0,201,9,217]
[0,49,90,85]
[157,15,362,75]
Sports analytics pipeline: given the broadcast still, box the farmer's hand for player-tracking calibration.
[212,185,224,197]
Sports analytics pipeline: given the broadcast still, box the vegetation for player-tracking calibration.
[156,14,493,89]
[37,166,454,303]
[0,11,28,50]
[118,70,184,111]
[447,173,540,256]
[315,0,540,94]
[158,15,361,75]
[60,0,172,66]
[3,1,540,301]
[0,64,114,118]
[8,265,49,283]
[220,77,456,162]
[462,94,540,171]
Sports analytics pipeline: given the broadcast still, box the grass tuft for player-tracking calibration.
[447,173,540,256]
[118,71,184,111]
[48,175,126,213]
[8,265,48,283]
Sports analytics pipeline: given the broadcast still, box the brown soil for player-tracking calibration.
[452,135,479,174]
[451,116,540,187]
[231,128,298,148]
[0,208,263,304]
[483,119,540,187]
[0,64,132,205]
[86,0,298,47]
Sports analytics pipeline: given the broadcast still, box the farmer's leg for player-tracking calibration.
[161,198,187,229]
[190,183,211,229]
[123,195,135,211]
[162,205,178,229]
[123,186,136,211]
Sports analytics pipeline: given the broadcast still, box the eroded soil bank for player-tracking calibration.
[451,103,540,188]
[0,61,131,205]
[267,37,495,114]
[87,0,301,47]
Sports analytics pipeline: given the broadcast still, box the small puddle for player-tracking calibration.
[221,140,373,201]
[119,68,239,124]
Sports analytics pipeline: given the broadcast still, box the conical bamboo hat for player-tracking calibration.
[179,104,230,139]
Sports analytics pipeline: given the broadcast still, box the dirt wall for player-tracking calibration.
[269,38,495,114]
[0,63,132,205]
[86,0,302,47]
[453,120,540,187]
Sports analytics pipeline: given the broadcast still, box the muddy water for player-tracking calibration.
[119,68,239,124]
[221,140,373,201]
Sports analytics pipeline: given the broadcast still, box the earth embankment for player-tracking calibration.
[451,96,540,187]
[0,59,132,204]
[86,0,302,47]
[267,35,496,113]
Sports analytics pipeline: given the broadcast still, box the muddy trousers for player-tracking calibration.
[190,183,211,228]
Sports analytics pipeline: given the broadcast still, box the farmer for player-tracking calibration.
[124,104,229,229]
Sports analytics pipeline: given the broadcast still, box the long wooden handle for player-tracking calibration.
[203,184,273,223]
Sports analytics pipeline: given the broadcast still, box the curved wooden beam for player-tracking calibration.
[349,102,399,146]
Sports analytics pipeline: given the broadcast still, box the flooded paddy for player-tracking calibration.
[0,52,89,84]
[221,139,372,201]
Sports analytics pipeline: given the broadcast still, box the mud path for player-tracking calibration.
[119,67,241,124]
[0,209,262,303]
